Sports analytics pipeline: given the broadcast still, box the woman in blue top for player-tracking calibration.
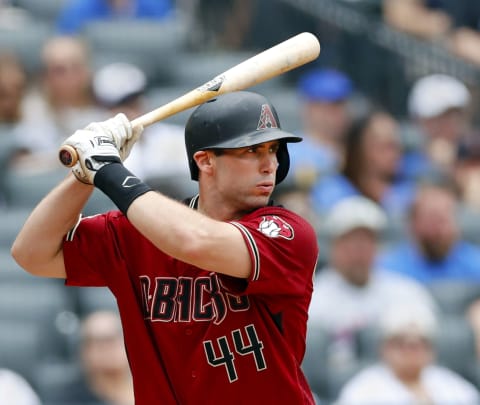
[311,108,417,218]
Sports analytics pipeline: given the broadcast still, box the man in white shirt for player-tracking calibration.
[0,368,41,405]
[306,197,435,373]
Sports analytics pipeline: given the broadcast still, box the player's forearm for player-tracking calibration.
[127,191,252,278]
[11,173,94,277]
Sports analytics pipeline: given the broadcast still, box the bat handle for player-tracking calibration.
[58,145,78,168]
[58,118,143,168]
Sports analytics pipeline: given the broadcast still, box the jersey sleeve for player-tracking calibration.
[230,208,319,296]
[62,211,125,288]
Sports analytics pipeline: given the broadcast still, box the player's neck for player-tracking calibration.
[197,197,246,221]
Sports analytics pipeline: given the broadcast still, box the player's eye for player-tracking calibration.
[269,144,280,153]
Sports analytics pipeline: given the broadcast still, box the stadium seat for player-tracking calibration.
[15,0,67,24]
[0,320,42,383]
[434,315,478,383]
[0,279,72,323]
[427,281,480,316]
[458,207,480,245]
[82,189,116,216]
[0,248,34,282]
[325,359,373,401]
[0,23,52,74]
[84,19,188,86]
[31,360,82,404]
[304,323,377,401]
[3,166,67,209]
[0,130,20,202]
[0,207,30,249]
[171,50,287,91]
[3,165,114,214]
[302,323,332,400]
[75,286,119,317]
[354,324,382,362]
[0,280,77,359]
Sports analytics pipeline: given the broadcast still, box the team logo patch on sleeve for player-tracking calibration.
[258,216,294,239]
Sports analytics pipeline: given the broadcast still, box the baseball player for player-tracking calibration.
[12,91,319,404]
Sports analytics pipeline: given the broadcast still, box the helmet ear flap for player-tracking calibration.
[275,142,290,185]
[189,155,200,181]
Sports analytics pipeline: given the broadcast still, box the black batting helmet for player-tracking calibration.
[185,91,302,184]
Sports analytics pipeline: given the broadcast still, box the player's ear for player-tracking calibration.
[193,150,214,177]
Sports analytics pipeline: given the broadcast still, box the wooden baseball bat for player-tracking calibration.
[58,32,321,167]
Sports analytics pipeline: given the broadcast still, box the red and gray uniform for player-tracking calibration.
[63,198,319,404]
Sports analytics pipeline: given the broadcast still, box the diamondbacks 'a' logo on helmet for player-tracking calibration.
[257,104,278,130]
[258,215,294,239]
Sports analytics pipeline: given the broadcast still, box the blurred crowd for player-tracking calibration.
[2,0,480,404]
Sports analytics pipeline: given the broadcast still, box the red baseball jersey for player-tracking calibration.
[63,200,319,404]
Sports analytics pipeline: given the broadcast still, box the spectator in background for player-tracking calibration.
[383,0,480,66]
[335,304,480,405]
[16,35,105,167]
[376,181,480,283]
[310,108,415,218]
[92,62,194,198]
[57,0,174,34]
[307,196,435,372]
[191,0,255,49]
[0,53,29,204]
[402,73,473,181]
[454,134,480,212]
[46,310,134,405]
[0,368,41,405]
[0,53,26,125]
[289,68,354,186]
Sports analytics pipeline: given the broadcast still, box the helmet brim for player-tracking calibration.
[199,129,302,150]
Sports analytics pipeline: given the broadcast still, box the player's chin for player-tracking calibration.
[247,193,271,208]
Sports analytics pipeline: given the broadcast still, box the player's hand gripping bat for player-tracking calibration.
[58,32,321,167]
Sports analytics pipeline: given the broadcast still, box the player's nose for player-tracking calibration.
[261,153,278,174]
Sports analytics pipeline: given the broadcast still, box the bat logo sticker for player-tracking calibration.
[258,216,294,239]
[198,75,225,92]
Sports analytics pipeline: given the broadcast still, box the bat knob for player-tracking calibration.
[58,145,78,168]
